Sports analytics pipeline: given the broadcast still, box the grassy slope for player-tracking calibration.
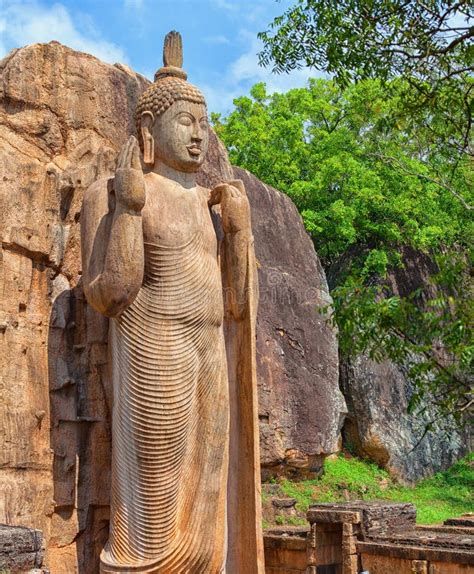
[267,452,473,526]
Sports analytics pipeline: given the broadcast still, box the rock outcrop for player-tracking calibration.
[339,248,466,483]
[0,42,343,572]
[235,167,345,479]
[0,524,46,573]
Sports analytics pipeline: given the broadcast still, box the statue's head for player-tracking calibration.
[135,31,208,173]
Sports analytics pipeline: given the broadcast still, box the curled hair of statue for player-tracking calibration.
[135,30,206,149]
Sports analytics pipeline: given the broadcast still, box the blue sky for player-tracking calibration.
[0,0,319,115]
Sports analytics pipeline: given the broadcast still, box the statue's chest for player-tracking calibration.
[141,183,216,251]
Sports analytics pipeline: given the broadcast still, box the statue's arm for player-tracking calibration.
[211,179,257,320]
[81,137,145,318]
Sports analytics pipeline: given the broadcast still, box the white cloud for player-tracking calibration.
[201,32,321,116]
[200,82,243,118]
[124,0,144,8]
[210,0,239,12]
[0,1,127,64]
[204,35,230,45]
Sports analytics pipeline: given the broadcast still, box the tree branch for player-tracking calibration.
[370,152,473,211]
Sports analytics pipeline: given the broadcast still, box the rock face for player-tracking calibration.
[0,524,46,573]
[0,42,148,573]
[0,42,343,572]
[235,167,345,479]
[339,248,466,483]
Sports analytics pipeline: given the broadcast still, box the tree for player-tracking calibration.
[258,1,473,160]
[258,1,473,82]
[213,79,473,424]
[254,1,473,425]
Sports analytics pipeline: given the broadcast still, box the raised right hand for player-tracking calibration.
[113,135,146,213]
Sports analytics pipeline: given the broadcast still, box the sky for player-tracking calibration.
[0,0,319,115]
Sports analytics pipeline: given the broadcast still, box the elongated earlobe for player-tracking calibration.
[141,111,155,166]
[143,130,154,165]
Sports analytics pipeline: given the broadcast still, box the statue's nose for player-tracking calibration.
[192,123,203,142]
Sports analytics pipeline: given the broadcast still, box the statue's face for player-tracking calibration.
[152,100,209,173]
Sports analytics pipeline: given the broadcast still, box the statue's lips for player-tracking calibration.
[187,145,201,157]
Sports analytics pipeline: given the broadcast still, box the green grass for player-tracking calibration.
[274,515,308,526]
[386,455,474,524]
[270,452,473,525]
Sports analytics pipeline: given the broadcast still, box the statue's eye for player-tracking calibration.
[177,115,193,126]
[200,119,208,129]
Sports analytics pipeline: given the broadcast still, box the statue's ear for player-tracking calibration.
[141,111,155,166]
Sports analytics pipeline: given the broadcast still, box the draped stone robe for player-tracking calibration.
[81,175,263,574]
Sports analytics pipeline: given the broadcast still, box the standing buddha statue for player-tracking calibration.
[80,31,264,573]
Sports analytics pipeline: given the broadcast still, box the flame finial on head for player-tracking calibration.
[163,31,183,68]
[154,30,187,81]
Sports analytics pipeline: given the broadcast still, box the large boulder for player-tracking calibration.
[0,42,343,572]
[235,167,345,479]
[339,247,466,483]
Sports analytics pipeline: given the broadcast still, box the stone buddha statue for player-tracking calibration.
[81,31,264,573]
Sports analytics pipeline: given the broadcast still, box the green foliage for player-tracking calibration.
[275,515,307,526]
[278,455,389,513]
[213,80,472,269]
[279,477,318,513]
[387,456,474,524]
[258,1,473,82]
[243,0,474,428]
[331,252,473,423]
[272,453,474,525]
[258,1,473,159]
[319,455,388,495]
[213,78,472,422]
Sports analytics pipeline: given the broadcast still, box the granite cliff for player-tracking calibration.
[337,247,467,483]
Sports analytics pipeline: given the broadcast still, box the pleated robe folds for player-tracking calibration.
[87,195,264,573]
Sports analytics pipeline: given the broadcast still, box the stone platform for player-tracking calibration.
[264,502,474,574]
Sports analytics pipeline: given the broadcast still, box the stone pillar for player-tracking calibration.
[342,522,359,574]
[306,523,317,574]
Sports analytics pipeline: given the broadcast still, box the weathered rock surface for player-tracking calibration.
[0,42,343,572]
[0,41,146,573]
[235,167,345,479]
[0,524,47,573]
[339,248,466,483]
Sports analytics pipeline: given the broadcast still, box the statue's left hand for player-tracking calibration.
[209,179,251,234]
